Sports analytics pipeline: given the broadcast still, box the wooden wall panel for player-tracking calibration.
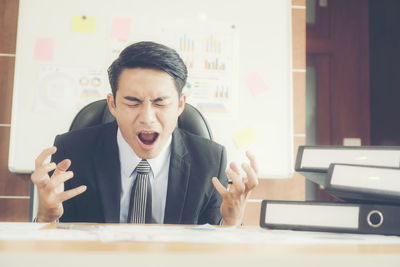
[243,201,261,226]
[0,127,30,196]
[0,0,19,54]
[0,199,29,221]
[0,57,15,124]
[292,0,305,6]
[293,71,306,134]
[292,8,306,69]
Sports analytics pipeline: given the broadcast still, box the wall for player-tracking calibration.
[0,0,306,223]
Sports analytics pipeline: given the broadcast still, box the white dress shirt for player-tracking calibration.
[117,128,171,224]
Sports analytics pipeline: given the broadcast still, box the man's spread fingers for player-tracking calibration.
[226,169,245,194]
[35,147,57,168]
[31,174,49,188]
[229,162,241,176]
[32,162,56,179]
[212,177,228,197]
[246,151,259,175]
[241,162,259,191]
[31,162,57,188]
[53,159,71,176]
[58,185,87,203]
[49,171,74,189]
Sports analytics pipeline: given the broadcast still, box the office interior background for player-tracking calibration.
[0,0,398,223]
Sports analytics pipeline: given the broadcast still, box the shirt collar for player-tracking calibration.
[117,128,171,178]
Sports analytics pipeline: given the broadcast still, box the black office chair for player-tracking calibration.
[69,99,213,140]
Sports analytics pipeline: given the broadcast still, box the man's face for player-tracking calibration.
[107,68,185,159]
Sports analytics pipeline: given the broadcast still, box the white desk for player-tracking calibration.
[1,223,400,267]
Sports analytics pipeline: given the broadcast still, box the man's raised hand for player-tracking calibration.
[212,151,259,226]
[31,147,86,222]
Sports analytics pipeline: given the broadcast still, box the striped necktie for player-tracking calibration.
[127,159,152,224]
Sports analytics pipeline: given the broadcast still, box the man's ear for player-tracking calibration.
[106,93,117,117]
[178,93,186,116]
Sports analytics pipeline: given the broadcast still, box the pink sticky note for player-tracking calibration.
[112,18,131,40]
[34,38,54,61]
[245,72,269,96]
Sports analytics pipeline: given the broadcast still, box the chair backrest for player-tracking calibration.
[69,99,213,140]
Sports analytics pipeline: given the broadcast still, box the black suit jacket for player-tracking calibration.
[52,121,228,224]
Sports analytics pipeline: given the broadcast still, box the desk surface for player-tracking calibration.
[1,223,400,267]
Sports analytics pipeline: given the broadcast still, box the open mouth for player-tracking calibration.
[138,131,159,146]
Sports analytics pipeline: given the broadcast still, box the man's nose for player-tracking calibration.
[138,103,156,124]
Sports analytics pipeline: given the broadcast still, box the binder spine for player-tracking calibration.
[359,205,400,235]
[260,200,400,236]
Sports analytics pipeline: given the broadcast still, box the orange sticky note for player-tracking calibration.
[72,16,96,33]
[34,38,54,61]
[245,72,269,96]
[232,126,257,149]
[112,18,131,40]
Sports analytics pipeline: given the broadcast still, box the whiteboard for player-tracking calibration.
[9,0,293,178]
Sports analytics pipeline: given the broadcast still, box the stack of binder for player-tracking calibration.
[260,145,400,236]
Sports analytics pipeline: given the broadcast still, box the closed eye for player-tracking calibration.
[127,103,140,107]
[124,96,142,107]
[154,101,167,107]
[152,96,170,107]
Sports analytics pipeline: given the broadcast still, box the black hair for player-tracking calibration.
[107,41,187,97]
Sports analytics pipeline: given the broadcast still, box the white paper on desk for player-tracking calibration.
[97,224,224,242]
[0,222,46,240]
[1,223,400,245]
[0,222,97,241]
[0,222,47,231]
[96,224,400,245]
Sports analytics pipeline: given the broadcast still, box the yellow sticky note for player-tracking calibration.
[232,126,257,149]
[72,16,96,33]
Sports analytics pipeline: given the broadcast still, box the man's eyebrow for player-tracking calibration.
[151,96,170,102]
[124,96,142,102]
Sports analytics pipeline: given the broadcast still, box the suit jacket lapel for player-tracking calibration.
[93,121,121,223]
[164,129,191,224]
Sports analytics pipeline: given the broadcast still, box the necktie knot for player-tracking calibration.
[136,159,150,174]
